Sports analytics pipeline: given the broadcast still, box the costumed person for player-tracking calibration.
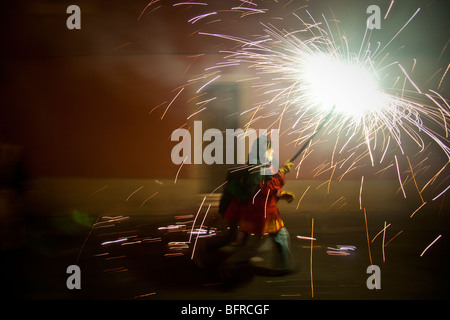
[216,165,251,248]
[194,152,261,267]
[220,135,296,281]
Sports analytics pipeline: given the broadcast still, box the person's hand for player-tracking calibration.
[279,191,295,203]
[279,161,294,175]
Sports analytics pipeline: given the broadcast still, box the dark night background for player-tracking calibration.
[0,0,448,178]
[0,0,449,304]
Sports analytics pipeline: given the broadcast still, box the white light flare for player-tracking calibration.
[302,53,388,123]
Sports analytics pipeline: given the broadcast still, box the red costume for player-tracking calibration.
[225,171,285,236]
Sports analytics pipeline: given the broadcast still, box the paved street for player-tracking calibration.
[4,187,449,301]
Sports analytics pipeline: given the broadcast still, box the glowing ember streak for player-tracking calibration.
[101,238,127,245]
[371,222,391,243]
[94,253,108,257]
[398,64,422,93]
[410,202,427,218]
[296,185,310,210]
[187,107,207,120]
[359,175,364,210]
[438,63,449,90]
[364,208,373,266]
[196,75,221,93]
[126,186,144,202]
[407,156,424,203]
[382,221,387,262]
[309,218,314,298]
[374,8,421,60]
[105,255,126,260]
[264,188,270,219]
[140,191,159,207]
[328,196,347,210]
[188,11,217,24]
[252,188,261,204]
[327,165,336,194]
[164,252,184,257]
[209,180,228,196]
[327,245,356,256]
[138,0,159,21]
[420,235,442,257]
[394,155,407,198]
[297,235,316,241]
[89,184,109,197]
[421,161,449,194]
[134,292,156,299]
[384,0,395,20]
[103,267,127,273]
[173,2,207,6]
[175,214,194,219]
[76,216,100,264]
[384,230,404,247]
[327,251,350,256]
[231,6,267,14]
[380,136,391,164]
[158,225,184,231]
[191,204,211,260]
[174,155,189,184]
[432,184,450,201]
[189,196,206,243]
[161,87,184,120]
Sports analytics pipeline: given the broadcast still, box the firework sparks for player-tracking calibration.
[432,184,450,201]
[296,185,310,210]
[359,175,364,210]
[164,3,449,196]
[126,186,144,202]
[161,87,184,120]
[394,155,407,198]
[144,0,449,197]
[410,202,427,218]
[140,191,159,207]
[297,235,316,241]
[136,1,449,297]
[310,218,314,298]
[364,208,374,266]
[382,221,387,262]
[134,292,157,299]
[371,222,391,243]
[191,203,211,260]
[384,0,395,20]
[384,230,404,247]
[420,235,442,257]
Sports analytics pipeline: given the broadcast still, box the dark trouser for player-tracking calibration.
[269,227,294,270]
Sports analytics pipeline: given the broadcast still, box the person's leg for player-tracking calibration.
[270,227,295,271]
[220,234,264,281]
[256,236,272,253]
[206,221,238,250]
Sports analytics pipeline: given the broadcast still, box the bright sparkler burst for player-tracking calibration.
[194,7,450,177]
[302,53,386,121]
[129,1,450,296]
[143,0,449,200]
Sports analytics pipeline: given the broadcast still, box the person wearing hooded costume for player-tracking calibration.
[220,135,296,280]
